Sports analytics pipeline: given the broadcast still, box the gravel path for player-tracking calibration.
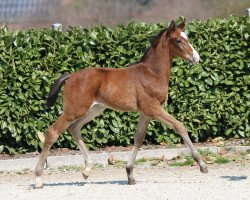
[0,162,249,200]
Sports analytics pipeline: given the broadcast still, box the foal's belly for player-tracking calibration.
[97,80,138,112]
[97,89,138,112]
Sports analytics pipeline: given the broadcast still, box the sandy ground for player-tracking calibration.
[0,162,249,200]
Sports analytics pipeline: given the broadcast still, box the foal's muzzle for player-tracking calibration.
[190,50,200,64]
[190,56,199,64]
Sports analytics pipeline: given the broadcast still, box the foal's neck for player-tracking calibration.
[140,42,172,80]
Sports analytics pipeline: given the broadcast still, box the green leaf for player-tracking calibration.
[0,145,4,153]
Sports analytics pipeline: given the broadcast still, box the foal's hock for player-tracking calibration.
[35,19,207,188]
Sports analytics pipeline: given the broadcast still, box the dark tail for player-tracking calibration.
[46,74,70,107]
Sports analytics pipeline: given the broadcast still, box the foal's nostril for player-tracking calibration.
[193,57,198,63]
[190,55,199,64]
[192,56,197,63]
[192,52,200,64]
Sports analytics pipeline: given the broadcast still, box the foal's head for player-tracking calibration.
[156,19,200,64]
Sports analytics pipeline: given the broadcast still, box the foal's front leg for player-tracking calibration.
[126,114,151,185]
[153,107,208,173]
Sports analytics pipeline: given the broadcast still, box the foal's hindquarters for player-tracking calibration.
[35,70,105,188]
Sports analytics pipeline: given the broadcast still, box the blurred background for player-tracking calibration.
[0,0,249,30]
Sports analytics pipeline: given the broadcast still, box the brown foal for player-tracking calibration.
[35,19,208,188]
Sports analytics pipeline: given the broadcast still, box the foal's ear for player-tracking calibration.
[166,20,176,36]
[178,18,186,30]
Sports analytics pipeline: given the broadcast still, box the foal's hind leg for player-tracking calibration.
[68,104,105,179]
[152,106,208,173]
[126,114,151,185]
[35,114,72,188]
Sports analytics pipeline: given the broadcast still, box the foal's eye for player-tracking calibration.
[176,39,182,44]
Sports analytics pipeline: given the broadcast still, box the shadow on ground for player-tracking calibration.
[30,179,170,188]
[220,176,247,181]
[30,180,127,188]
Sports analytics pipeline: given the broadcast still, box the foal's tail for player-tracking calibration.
[46,74,70,107]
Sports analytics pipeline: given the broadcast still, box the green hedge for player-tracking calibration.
[0,16,249,154]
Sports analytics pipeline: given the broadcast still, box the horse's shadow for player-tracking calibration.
[30,179,167,188]
[30,180,128,188]
[220,175,247,181]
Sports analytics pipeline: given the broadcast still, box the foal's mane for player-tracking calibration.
[151,28,167,48]
[139,28,167,62]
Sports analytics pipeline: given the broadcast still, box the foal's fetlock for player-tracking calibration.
[200,163,208,174]
[126,165,136,185]
[193,155,208,174]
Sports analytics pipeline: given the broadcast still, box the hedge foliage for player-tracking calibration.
[0,16,249,154]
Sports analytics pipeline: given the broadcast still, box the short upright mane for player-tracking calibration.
[151,28,167,48]
[139,28,167,62]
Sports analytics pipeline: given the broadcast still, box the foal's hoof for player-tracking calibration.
[128,178,136,185]
[82,172,89,180]
[200,165,208,174]
[35,184,44,189]
[82,167,91,180]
